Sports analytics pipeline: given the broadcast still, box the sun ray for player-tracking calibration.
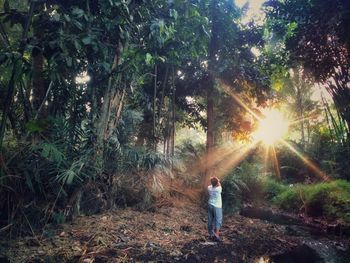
[280,139,330,181]
[271,146,281,178]
[201,144,245,173]
[263,145,270,176]
[182,144,246,185]
[221,83,261,121]
[252,109,290,146]
[187,141,259,189]
[211,141,259,180]
[221,83,289,180]
[169,141,259,203]
[289,113,318,126]
[217,82,329,184]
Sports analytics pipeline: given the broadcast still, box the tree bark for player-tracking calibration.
[205,0,219,178]
[171,69,176,159]
[19,81,32,123]
[158,65,169,120]
[295,77,305,147]
[153,62,158,150]
[31,50,45,114]
[105,86,126,140]
[31,3,46,118]
[96,40,124,146]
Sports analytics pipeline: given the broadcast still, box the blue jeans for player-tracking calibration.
[208,204,222,235]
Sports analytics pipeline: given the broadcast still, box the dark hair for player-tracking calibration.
[210,177,219,187]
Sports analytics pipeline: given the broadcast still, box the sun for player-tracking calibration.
[252,109,289,145]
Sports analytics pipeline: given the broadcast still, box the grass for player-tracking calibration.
[270,180,350,223]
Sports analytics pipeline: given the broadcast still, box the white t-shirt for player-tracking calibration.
[208,185,222,208]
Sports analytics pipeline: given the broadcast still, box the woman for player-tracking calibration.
[207,176,222,242]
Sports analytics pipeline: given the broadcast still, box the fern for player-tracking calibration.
[33,142,65,164]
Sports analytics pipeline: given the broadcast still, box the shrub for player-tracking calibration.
[274,185,305,212]
[221,174,245,213]
[273,180,350,223]
[174,139,206,187]
[304,180,350,221]
[304,183,333,217]
[262,178,288,201]
[235,162,264,202]
[222,161,263,213]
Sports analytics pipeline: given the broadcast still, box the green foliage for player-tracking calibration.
[307,126,350,180]
[265,0,350,134]
[33,142,64,164]
[52,212,66,225]
[276,144,312,183]
[273,180,350,223]
[235,162,264,202]
[25,120,46,133]
[222,161,263,213]
[4,0,349,238]
[221,173,246,213]
[174,139,206,187]
[273,184,305,212]
[262,178,288,201]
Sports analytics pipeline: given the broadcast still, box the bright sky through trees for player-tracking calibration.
[235,0,266,23]
[252,109,290,145]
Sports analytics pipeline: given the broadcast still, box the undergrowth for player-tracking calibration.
[221,160,350,224]
[271,180,350,223]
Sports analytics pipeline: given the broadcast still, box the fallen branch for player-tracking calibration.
[0,223,12,233]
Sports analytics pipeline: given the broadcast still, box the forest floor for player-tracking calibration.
[1,201,350,263]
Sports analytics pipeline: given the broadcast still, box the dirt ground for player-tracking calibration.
[0,202,348,263]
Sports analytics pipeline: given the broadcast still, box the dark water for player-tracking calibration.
[240,207,350,263]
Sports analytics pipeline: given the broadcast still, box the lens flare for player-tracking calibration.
[253,109,289,145]
[218,82,328,183]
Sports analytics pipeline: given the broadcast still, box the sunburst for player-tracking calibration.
[252,109,290,146]
[221,84,329,181]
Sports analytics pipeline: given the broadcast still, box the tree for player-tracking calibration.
[276,67,320,146]
[265,0,350,137]
[0,0,270,232]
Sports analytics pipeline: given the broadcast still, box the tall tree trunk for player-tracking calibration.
[31,50,45,114]
[158,65,169,120]
[165,96,172,157]
[86,0,98,124]
[105,86,126,140]
[31,4,46,118]
[33,81,53,122]
[322,95,335,142]
[153,62,158,150]
[19,80,32,123]
[0,63,17,150]
[205,0,219,178]
[206,80,215,154]
[96,40,124,146]
[171,68,176,159]
[295,80,305,147]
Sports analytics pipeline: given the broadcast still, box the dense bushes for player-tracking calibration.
[0,115,175,235]
[273,180,350,223]
[262,178,288,200]
[222,161,262,213]
[221,160,350,223]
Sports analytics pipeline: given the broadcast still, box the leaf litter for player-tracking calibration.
[1,201,349,263]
